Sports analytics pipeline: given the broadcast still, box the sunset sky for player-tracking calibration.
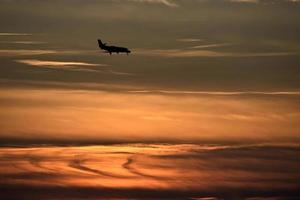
[0,0,300,199]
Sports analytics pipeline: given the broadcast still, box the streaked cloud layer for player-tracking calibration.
[1,143,299,199]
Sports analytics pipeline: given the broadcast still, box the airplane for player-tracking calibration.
[97,39,131,55]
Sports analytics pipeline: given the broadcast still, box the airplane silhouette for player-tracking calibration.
[98,39,131,55]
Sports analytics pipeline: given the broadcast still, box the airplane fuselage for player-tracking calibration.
[98,39,131,55]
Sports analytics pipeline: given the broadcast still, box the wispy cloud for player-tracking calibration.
[128,90,300,96]
[230,0,259,3]
[127,0,300,7]
[0,41,46,44]
[130,0,178,7]
[130,0,300,7]
[0,49,56,56]
[0,49,101,57]
[190,197,219,200]
[15,59,107,73]
[135,48,298,58]
[1,79,299,96]
[230,0,300,3]
[0,79,140,91]
[189,43,232,49]
[177,38,204,42]
[15,59,134,75]
[0,33,33,36]
[16,59,105,67]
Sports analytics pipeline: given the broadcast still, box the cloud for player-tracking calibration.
[0,33,33,36]
[189,43,232,49]
[1,144,300,199]
[127,0,300,7]
[15,59,134,75]
[230,0,259,3]
[69,158,130,178]
[16,59,105,67]
[245,197,284,200]
[0,41,46,44]
[1,78,299,96]
[135,48,298,58]
[230,0,300,3]
[1,85,299,144]
[122,156,166,179]
[130,0,178,7]
[0,49,57,56]
[177,38,204,42]
[0,79,140,92]
[130,0,300,7]
[117,0,300,7]
[128,90,300,96]
[0,49,101,57]
[15,59,106,73]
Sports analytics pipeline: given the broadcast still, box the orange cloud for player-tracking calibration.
[0,88,299,143]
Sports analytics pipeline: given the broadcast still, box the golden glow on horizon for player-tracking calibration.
[0,88,299,142]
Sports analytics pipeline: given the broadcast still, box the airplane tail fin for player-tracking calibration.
[97,39,104,49]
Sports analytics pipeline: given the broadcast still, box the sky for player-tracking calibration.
[0,1,300,199]
[0,0,300,144]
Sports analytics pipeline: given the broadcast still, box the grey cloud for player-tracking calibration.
[189,43,232,49]
[129,0,178,7]
[0,49,101,57]
[135,48,298,58]
[177,38,204,42]
[0,32,33,36]
[0,41,46,44]
[0,49,57,56]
